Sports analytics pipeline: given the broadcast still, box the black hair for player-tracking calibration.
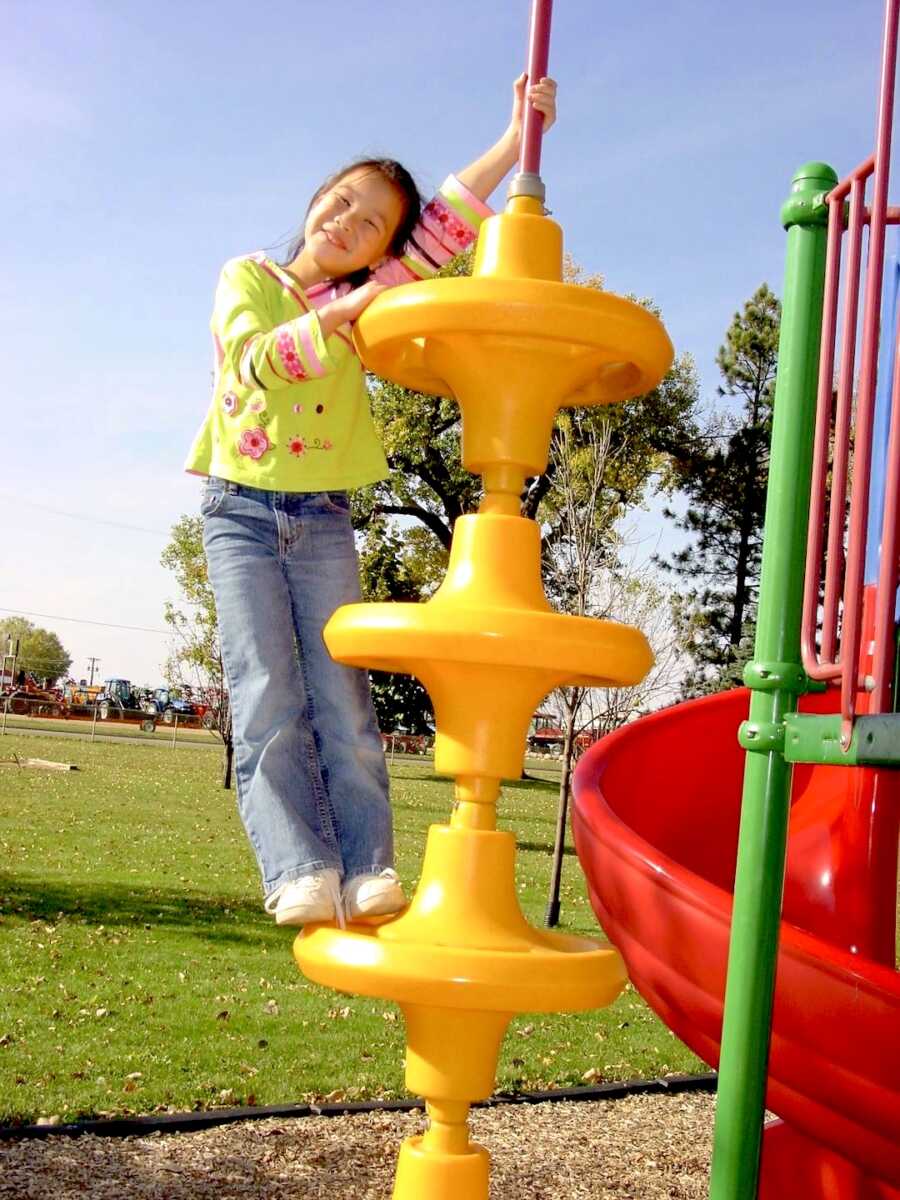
[280,157,423,287]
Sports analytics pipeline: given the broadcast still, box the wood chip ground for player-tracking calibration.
[0,1092,715,1198]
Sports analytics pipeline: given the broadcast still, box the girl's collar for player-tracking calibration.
[254,252,307,293]
[255,254,351,308]
[304,279,342,301]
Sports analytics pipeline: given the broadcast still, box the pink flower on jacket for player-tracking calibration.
[249,397,266,414]
[275,331,306,380]
[425,200,449,226]
[287,436,306,457]
[423,201,472,247]
[322,439,333,450]
[237,427,271,460]
[222,391,239,416]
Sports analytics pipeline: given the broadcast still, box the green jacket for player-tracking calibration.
[185,175,491,492]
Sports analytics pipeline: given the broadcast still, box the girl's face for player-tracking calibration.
[303,167,405,279]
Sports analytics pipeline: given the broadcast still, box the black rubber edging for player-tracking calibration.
[0,1072,717,1142]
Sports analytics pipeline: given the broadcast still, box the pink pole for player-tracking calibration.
[839,0,899,742]
[801,194,843,680]
[871,323,900,712]
[519,0,554,177]
[822,175,866,662]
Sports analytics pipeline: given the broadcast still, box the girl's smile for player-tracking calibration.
[293,167,405,287]
[323,228,348,251]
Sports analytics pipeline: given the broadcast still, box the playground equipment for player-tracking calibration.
[292,4,672,1196]
[574,3,900,1198]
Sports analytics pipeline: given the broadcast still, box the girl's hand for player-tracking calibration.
[453,75,558,202]
[507,72,557,148]
[338,280,388,323]
[319,280,388,337]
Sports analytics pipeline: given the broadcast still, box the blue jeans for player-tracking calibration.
[201,478,392,898]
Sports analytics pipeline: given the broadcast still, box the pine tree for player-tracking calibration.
[659,284,781,696]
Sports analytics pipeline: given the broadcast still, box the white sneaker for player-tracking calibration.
[264,869,343,927]
[343,869,406,920]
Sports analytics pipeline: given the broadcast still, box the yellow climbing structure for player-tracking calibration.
[293,193,674,1200]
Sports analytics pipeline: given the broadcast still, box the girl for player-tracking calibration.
[186,75,557,928]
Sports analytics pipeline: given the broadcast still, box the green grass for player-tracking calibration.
[0,734,704,1124]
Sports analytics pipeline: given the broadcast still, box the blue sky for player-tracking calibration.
[2,0,893,684]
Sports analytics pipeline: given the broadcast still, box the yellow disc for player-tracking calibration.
[354,275,673,409]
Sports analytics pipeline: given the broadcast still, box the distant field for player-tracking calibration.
[0,711,215,745]
[0,733,704,1124]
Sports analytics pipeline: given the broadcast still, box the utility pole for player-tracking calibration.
[86,657,100,686]
[2,639,18,691]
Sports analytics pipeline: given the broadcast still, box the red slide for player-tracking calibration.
[572,688,900,1199]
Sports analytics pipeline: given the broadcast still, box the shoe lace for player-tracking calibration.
[327,871,346,930]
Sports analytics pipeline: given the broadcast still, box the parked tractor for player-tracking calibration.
[141,686,202,725]
[526,711,596,758]
[2,674,65,717]
[95,679,157,732]
[66,681,103,708]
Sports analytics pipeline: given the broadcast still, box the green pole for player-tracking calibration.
[708,162,837,1200]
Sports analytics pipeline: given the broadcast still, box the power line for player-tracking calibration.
[0,607,170,635]
[0,493,171,536]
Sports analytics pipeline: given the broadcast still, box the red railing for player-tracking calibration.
[800,0,900,745]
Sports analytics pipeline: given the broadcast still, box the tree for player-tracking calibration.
[538,419,686,925]
[357,519,435,734]
[0,616,71,685]
[352,248,481,554]
[658,283,781,696]
[356,252,702,578]
[160,517,233,785]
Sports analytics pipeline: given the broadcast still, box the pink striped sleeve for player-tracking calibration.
[216,255,339,390]
[370,258,420,287]
[296,317,329,378]
[370,174,494,286]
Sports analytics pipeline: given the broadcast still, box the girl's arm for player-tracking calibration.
[216,256,340,390]
[366,75,558,292]
[456,74,557,202]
